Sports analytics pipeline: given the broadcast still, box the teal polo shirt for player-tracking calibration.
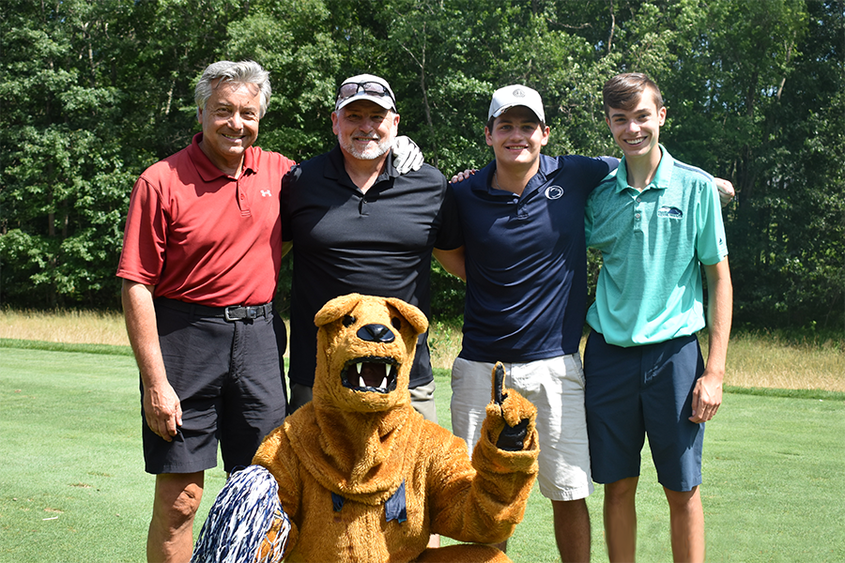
[585,145,728,347]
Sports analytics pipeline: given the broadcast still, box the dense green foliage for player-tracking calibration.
[1,0,842,328]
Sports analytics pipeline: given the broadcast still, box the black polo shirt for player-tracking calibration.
[282,144,463,388]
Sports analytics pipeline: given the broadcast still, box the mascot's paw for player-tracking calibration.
[485,362,537,452]
[191,465,291,563]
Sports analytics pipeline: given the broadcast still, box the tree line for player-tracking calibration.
[1,0,842,330]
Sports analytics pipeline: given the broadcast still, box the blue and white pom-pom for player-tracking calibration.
[191,465,291,563]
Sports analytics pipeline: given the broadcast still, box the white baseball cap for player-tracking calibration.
[488,84,545,123]
[335,74,396,112]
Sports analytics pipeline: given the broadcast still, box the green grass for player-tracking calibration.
[0,346,226,563]
[0,338,133,356]
[432,369,845,562]
[1,344,843,562]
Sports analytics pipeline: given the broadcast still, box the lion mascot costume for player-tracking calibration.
[192,294,539,563]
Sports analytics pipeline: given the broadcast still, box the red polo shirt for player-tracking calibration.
[117,133,295,306]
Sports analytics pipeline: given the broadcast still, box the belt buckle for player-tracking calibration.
[223,306,240,322]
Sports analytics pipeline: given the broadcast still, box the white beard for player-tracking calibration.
[339,135,394,160]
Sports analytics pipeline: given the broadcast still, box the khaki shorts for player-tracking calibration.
[450,355,593,501]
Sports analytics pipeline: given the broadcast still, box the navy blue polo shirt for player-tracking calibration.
[453,154,617,363]
[282,144,463,388]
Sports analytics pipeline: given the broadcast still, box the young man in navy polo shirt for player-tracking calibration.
[584,73,732,563]
[449,84,618,562]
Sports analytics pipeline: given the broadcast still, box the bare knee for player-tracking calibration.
[152,473,204,530]
[552,498,589,521]
[664,486,702,517]
[605,477,638,506]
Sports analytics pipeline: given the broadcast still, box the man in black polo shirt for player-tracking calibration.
[282,73,464,421]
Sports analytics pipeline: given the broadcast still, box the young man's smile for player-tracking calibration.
[605,92,666,162]
[485,106,550,168]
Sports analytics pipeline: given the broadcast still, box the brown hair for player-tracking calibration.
[602,73,664,117]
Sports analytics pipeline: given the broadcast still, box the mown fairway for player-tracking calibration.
[1,343,843,562]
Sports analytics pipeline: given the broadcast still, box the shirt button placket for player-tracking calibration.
[237,178,250,216]
[634,195,642,228]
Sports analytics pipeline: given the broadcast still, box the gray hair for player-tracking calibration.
[194,60,272,118]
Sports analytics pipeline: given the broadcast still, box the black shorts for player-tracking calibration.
[141,299,287,474]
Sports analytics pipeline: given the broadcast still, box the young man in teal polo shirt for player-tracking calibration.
[584,73,733,563]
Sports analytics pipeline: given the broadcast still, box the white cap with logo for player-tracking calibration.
[488,84,545,123]
[335,74,397,112]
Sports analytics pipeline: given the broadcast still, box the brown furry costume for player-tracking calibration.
[253,294,539,562]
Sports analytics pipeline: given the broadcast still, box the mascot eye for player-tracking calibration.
[391,317,402,331]
[342,315,356,327]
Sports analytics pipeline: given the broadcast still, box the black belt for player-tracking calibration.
[158,298,273,322]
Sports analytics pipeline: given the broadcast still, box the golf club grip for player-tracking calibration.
[494,362,507,405]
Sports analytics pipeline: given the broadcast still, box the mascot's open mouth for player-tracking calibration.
[341,357,399,394]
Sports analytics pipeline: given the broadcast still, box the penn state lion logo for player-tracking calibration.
[545,185,564,200]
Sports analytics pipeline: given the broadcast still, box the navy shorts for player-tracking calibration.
[584,330,705,492]
[141,299,287,474]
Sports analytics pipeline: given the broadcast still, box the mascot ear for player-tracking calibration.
[385,297,429,336]
[314,293,364,328]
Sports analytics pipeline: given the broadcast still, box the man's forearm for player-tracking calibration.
[122,279,184,439]
[703,258,733,374]
[122,279,167,389]
[433,246,467,281]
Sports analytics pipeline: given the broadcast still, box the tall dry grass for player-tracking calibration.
[715,331,844,392]
[2,309,842,392]
[0,309,129,347]
[431,320,844,393]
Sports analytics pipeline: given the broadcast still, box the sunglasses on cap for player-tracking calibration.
[336,81,396,106]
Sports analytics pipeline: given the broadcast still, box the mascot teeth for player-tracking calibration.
[342,358,399,393]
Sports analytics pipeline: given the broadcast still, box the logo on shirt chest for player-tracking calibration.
[545,185,564,200]
[657,206,683,219]
[260,190,272,197]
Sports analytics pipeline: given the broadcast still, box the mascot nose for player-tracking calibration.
[357,323,396,343]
